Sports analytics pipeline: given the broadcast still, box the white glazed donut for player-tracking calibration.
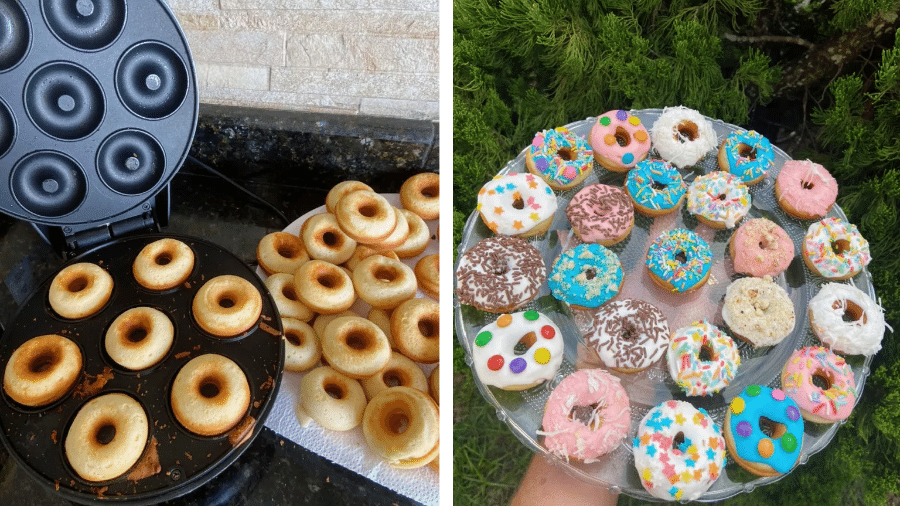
[472,310,563,390]
[650,106,718,168]
[808,282,886,355]
[476,173,557,237]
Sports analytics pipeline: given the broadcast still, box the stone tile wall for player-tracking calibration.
[164,0,439,121]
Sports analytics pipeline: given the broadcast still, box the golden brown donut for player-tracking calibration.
[300,213,357,265]
[49,262,114,319]
[362,387,440,468]
[192,275,262,337]
[414,253,439,300]
[343,245,400,272]
[367,307,395,349]
[312,310,356,339]
[282,318,321,372]
[391,298,439,364]
[105,307,174,371]
[64,392,148,482]
[3,334,82,407]
[294,260,356,314]
[393,209,430,258]
[171,354,250,436]
[325,181,374,215]
[296,365,366,431]
[321,316,391,379]
[256,232,308,276]
[371,207,409,251]
[265,272,314,322]
[429,365,439,405]
[334,190,397,244]
[400,172,439,221]
[133,238,195,290]
[352,255,417,309]
[361,351,428,400]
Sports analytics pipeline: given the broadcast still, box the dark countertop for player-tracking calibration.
[0,105,436,505]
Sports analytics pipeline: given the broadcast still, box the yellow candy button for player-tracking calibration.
[758,438,774,459]
[497,314,512,327]
[730,397,745,414]
[628,116,641,126]
[534,347,551,365]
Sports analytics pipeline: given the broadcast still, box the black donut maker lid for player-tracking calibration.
[0,1,286,503]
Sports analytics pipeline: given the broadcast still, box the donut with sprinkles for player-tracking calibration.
[525,127,594,190]
[645,228,712,293]
[717,130,774,185]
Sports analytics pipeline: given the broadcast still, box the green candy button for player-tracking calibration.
[523,310,539,321]
[746,385,762,397]
[781,433,798,453]
[599,116,611,126]
[475,331,492,347]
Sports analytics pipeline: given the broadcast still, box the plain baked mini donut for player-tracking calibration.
[429,365,439,405]
[294,260,356,314]
[256,232,308,276]
[400,172,439,221]
[393,209,431,258]
[49,262,114,319]
[300,213,357,265]
[192,275,262,337]
[352,255,417,309]
[3,334,82,407]
[362,386,440,468]
[361,350,428,400]
[171,354,250,436]
[65,392,148,482]
[344,245,400,271]
[134,238,195,290]
[105,307,174,371]
[282,318,321,372]
[321,316,391,379]
[335,190,398,244]
[414,253,439,300]
[297,365,367,431]
[391,298,439,364]
[265,273,314,322]
[325,180,373,215]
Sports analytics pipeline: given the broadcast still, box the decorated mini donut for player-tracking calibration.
[105,307,174,371]
[721,276,795,347]
[667,320,740,396]
[472,310,564,390]
[335,190,398,244]
[171,354,250,436]
[255,232,307,276]
[548,243,623,310]
[64,393,148,482]
[565,183,634,245]
[321,316,391,379]
[585,299,669,373]
[415,253,439,300]
[477,173,557,238]
[645,228,712,293]
[394,209,431,258]
[540,369,630,463]
[352,255,417,309]
[455,236,546,313]
[686,171,751,229]
[391,298,439,364]
[725,385,804,477]
[624,159,686,216]
[649,106,718,168]
[729,218,795,278]
[3,334,82,407]
[633,400,725,501]
[192,275,262,337]
[589,110,651,172]
[294,260,356,314]
[325,180,373,215]
[282,318,321,372]
[361,350,428,400]
[775,159,838,220]
[134,238,195,290]
[808,282,886,355]
[524,127,594,189]
[802,217,871,280]
[717,130,774,184]
[49,262,114,319]
[265,272,314,322]
[400,172,439,221]
[297,365,366,431]
[362,386,440,468]
[300,213,357,265]
[781,346,856,423]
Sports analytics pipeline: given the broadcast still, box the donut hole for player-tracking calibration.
[68,276,90,293]
[831,239,851,257]
[812,369,834,390]
[512,196,525,210]
[717,193,727,201]
[358,204,379,218]
[420,184,439,199]
[29,350,59,374]
[674,250,687,264]
[94,422,117,446]
[676,121,699,142]
[154,253,173,266]
[199,377,221,399]
[698,343,717,362]
[386,408,410,435]
[316,272,342,289]
[127,327,148,343]
[557,147,576,161]
[621,324,637,341]
[217,294,236,309]
[417,317,438,339]
[277,243,301,259]
[383,370,403,388]
[801,180,815,190]
[345,331,370,351]
[584,268,597,280]
[614,127,631,147]
[513,331,537,355]
[284,331,303,347]
[281,285,298,301]
[758,416,787,439]
[374,267,399,283]
[737,143,757,161]
[672,431,689,452]
[651,181,668,191]
[321,230,342,248]
[568,402,604,430]
[324,382,345,399]
[833,299,867,324]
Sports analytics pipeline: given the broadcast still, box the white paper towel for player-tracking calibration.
[259,194,439,506]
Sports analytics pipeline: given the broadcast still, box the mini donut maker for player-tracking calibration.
[0,1,285,503]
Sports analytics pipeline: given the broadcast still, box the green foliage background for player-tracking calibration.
[453,0,900,504]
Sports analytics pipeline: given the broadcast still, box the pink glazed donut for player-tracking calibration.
[589,110,651,172]
[775,160,838,220]
[539,369,630,463]
[781,346,856,424]
[729,218,795,278]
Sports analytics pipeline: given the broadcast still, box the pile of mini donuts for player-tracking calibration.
[255,173,440,471]
[2,238,264,483]
[456,107,889,501]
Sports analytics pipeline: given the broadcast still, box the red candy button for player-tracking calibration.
[540,325,555,339]
[487,355,504,371]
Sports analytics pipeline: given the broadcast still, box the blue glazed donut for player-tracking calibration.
[625,159,686,215]
[548,243,623,309]
[724,385,804,477]
[717,130,774,184]
[645,228,712,293]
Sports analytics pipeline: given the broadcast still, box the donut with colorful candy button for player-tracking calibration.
[724,385,804,477]
[589,110,651,172]
[471,311,564,390]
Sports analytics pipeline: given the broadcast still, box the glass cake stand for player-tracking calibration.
[453,109,877,501]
